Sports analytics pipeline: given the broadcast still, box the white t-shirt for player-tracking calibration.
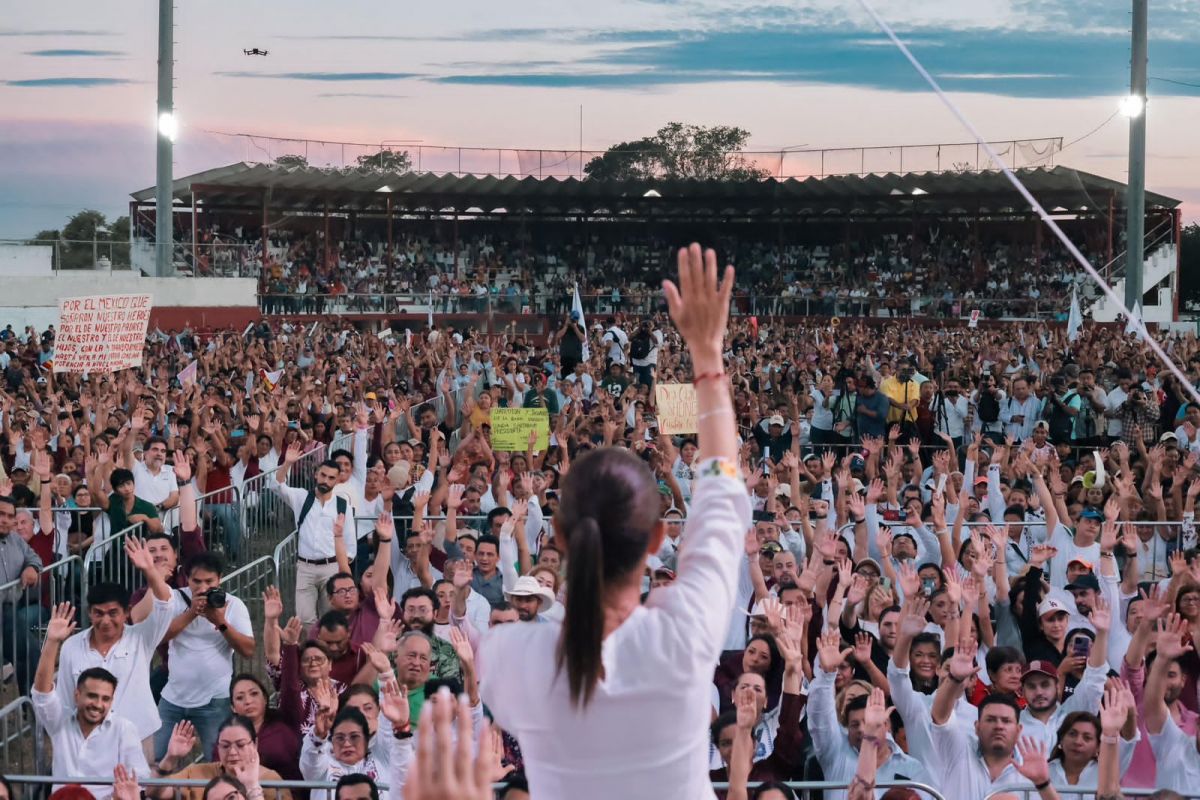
[161,588,253,708]
[603,326,629,364]
[479,463,751,800]
[1149,715,1200,795]
[133,460,178,527]
[1047,523,1101,589]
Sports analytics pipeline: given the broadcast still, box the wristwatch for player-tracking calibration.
[216,623,228,633]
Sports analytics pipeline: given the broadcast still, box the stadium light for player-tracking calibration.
[158,111,178,141]
[643,189,662,198]
[911,187,928,196]
[376,185,393,193]
[1118,94,1145,118]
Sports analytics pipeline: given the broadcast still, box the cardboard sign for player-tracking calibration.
[178,360,198,388]
[967,309,981,329]
[490,407,550,451]
[55,293,152,373]
[656,383,698,435]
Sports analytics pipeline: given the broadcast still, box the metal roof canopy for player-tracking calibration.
[132,162,1180,219]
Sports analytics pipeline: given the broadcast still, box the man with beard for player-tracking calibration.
[273,442,351,626]
[54,538,173,759]
[397,587,460,681]
[503,576,555,623]
[32,603,149,798]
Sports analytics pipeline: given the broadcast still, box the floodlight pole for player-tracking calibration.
[155,0,174,277]
[1123,0,1147,311]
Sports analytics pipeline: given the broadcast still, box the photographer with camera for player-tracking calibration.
[555,311,587,378]
[971,373,1007,443]
[154,552,255,762]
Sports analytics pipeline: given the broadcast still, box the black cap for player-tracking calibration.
[1066,573,1101,593]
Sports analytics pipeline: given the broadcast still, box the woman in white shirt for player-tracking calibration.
[479,245,748,800]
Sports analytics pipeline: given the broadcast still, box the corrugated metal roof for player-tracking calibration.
[131,162,1180,215]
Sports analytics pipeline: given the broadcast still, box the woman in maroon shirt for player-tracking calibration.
[228,674,302,781]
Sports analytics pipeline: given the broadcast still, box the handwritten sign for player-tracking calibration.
[656,383,698,435]
[491,407,550,451]
[55,293,152,373]
[967,309,981,329]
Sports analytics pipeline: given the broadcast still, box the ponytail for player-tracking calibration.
[557,516,605,708]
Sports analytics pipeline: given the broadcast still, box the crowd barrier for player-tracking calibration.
[78,522,146,619]
[0,698,43,777]
[984,788,1196,800]
[219,554,278,677]
[0,554,82,697]
[272,531,299,621]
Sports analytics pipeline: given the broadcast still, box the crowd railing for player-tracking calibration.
[0,554,83,697]
[253,289,1076,321]
[272,531,299,621]
[78,522,145,619]
[0,697,43,776]
[220,553,278,677]
[985,788,1183,800]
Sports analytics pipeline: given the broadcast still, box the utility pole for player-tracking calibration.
[1123,0,1147,311]
[155,0,175,277]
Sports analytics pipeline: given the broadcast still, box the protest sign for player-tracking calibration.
[967,309,980,329]
[655,383,698,435]
[491,407,550,451]
[55,293,152,373]
[178,360,198,388]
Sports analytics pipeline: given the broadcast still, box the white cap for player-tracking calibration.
[1037,597,1069,618]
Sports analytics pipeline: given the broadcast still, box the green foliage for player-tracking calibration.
[357,149,412,173]
[584,123,769,182]
[273,154,309,168]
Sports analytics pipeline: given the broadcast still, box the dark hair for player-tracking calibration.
[185,552,225,578]
[910,632,941,654]
[318,459,342,475]
[335,775,379,800]
[416,402,435,418]
[1049,711,1099,763]
[340,683,379,707]
[318,610,350,633]
[486,507,512,528]
[710,709,738,746]
[331,707,370,741]
[110,468,135,490]
[229,673,269,701]
[325,571,356,597]
[752,784,797,800]
[143,531,175,549]
[985,646,1027,676]
[490,600,515,613]
[145,436,169,451]
[978,692,1023,719]
[331,449,353,464]
[203,774,248,800]
[555,448,661,707]
[476,534,500,555]
[86,581,131,610]
[77,666,118,690]
[400,587,439,612]
[424,677,463,697]
[300,639,331,662]
[219,714,258,744]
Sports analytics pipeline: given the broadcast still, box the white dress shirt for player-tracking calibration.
[54,596,174,738]
[272,480,355,559]
[1149,715,1200,796]
[1047,731,1139,792]
[1017,663,1106,751]
[479,460,751,800]
[929,720,1035,800]
[811,666,933,800]
[31,689,148,799]
[134,460,178,529]
[160,589,253,708]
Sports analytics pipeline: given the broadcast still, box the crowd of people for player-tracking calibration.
[186,219,1094,320]
[1,242,1198,800]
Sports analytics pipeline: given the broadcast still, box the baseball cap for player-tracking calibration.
[1034,420,1050,431]
[653,566,676,579]
[761,541,784,556]
[767,414,786,427]
[1066,573,1101,593]
[775,484,792,499]
[1022,660,1059,682]
[1080,507,1104,521]
[1037,597,1070,618]
[1160,431,1179,444]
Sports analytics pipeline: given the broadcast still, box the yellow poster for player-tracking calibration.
[655,383,698,435]
[491,407,550,451]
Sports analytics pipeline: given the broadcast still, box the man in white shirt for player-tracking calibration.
[1102,369,1133,441]
[931,379,969,448]
[128,435,180,531]
[55,538,174,759]
[154,552,255,761]
[32,604,148,799]
[1000,377,1041,443]
[1145,616,1200,796]
[272,444,352,625]
[929,634,1036,799]
[601,317,628,367]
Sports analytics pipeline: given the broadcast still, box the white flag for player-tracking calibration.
[428,291,435,330]
[1066,287,1083,343]
[1125,302,1144,340]
[572,283,590,360]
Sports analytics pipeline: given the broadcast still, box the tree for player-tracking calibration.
[274,154,309,168]
[357,149,412,173]
[1181,222,1200,307]
[55,210,108,270]
[583,123,769,182]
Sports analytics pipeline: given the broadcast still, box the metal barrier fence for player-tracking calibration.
[192,483,244,562]
[78,522,145,619]
[239,445,328,557]
[0,697,43,776]
[0,555,82,696]
[985,788,1191,800]
[272,531,299,620]
[220,554,277,676]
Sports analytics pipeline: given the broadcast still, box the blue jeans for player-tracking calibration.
[2,602,45,694]
[154,695,230,762]
[208,503,243,563]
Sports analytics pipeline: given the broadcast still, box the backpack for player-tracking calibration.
[297,492,348,529]
[630,332,652,361]
[1045,392,1077,443]
[977,390,1000,424]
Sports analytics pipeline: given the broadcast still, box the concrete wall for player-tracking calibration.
[0,244,53,276]
[0,275,260,331]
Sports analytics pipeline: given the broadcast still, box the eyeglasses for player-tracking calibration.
[332,733,364,746]
[300,655,329,665]
[330,587,357,597]
[1180,595,1200,606]
[217,740,253,752]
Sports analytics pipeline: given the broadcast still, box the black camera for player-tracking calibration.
[202,587,227,609]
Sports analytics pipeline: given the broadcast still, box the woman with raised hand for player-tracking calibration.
[479,244,748,800]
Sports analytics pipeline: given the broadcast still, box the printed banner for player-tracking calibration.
[656,383,698,435]
[55,293,152,373]
[490,407,550,451]
[967,309,981,329]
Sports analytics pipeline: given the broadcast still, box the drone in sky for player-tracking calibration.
[243,48,269,56]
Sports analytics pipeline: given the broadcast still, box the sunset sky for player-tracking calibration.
[2,0,1198,237]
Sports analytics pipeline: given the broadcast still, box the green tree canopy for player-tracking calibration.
[273,154,309,168]
[584,123,769,181]
[357,149,412,172]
